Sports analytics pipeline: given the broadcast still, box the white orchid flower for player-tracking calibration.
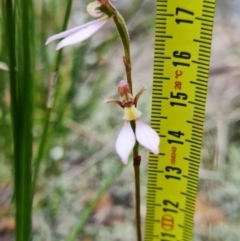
[105,80,160,164]
[45,1,110,50]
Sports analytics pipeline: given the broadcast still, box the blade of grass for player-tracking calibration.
[4,0,18,145]
[9,0,35,239]
[5,0,33,240]
[66,161,124,241]
[55,0,73,68]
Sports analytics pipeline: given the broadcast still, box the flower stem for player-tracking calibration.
[132,122,142,241]
[133,155,142,241]
[102,2,142,239]
[103,1,133,92]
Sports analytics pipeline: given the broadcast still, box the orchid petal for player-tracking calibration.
[45,16,108,46]
[46,21,98,45]
[56,16,109,50]
[103,99,123,107]
[134,85,146,107]
[115,121,135,165]
[135,120,160,155]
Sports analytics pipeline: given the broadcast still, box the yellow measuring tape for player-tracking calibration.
[145,0,215,240]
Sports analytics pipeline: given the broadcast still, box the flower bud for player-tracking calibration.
[87,2,103,18]
[118,80,131,96]
[96,0,109,5]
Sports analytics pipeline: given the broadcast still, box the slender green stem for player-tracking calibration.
[133,121,142,241]
[55,0,73,68]
[32,108,51,197]
[32,0,73,202]
[134,157,142,241]
[112,13,132,91]
[131,120,142,241]
[102,1,132,92]
[103,2,142,239]
[66,162,124,241]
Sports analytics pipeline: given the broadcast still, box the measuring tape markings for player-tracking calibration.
[145,0,215,241]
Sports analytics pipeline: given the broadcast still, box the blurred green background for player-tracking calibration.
[1,0,240,240]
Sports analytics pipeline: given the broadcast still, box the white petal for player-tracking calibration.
[56,16,109,50]
[46,22,94,45]
[45,16,108,46]
[135,120,160,155]
[115,121,136,165]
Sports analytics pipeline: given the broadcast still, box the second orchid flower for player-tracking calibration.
[105,80,160,164]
